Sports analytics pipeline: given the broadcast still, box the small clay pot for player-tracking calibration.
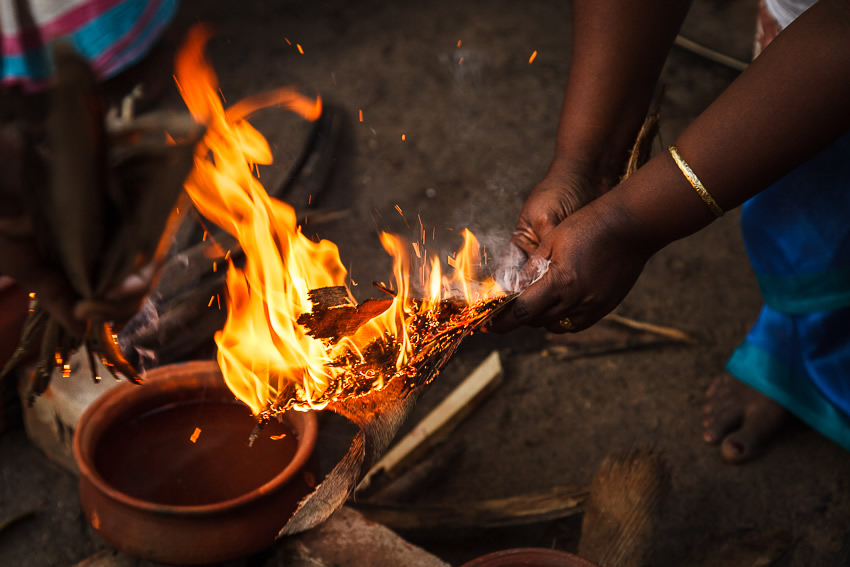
[73,360,317,565]
[461,548,600,567]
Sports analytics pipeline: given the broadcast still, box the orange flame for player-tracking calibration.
[175,26,503,415]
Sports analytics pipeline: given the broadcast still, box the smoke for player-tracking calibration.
[493,242,550,293]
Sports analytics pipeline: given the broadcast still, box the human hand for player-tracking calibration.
[493,196,655,333]
[511,168,599,258]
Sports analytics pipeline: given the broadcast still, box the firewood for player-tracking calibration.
[352,486,588,533]
[154,232,239,303]
[357,350,504,495]
[278,292,515,537]
[295,286,393,341]
[604,312,695,345]
[2,45,202,392]
[119,273,228,367]
[674,35,749,72]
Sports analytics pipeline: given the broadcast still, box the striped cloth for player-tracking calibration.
[1,0,177,92]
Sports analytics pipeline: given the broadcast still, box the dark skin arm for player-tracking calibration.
[513,0,692,257]
[495,0,850,333]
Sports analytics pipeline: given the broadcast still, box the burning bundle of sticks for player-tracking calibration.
[169,25,516,423]
[166,26,520,534]
[269,284,515,414]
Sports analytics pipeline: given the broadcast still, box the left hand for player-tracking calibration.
[491,196,655,333]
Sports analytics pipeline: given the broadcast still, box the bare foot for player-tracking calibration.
[703,375,789,464]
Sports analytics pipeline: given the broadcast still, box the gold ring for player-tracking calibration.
[559,317,573,330]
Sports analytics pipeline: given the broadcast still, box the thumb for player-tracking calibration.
[489,249,558,332]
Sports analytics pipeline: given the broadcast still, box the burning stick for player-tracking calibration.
[270,286,515,414]
[278,289,514,537]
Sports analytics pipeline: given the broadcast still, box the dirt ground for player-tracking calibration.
[3,0,850,565]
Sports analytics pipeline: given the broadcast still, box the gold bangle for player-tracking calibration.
[668,145,724,218]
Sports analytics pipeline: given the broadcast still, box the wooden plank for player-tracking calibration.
[357,351,503,493]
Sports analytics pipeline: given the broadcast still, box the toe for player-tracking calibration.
[705,375,730,399]
[703,407,742,446]
[719,399,787,464]
[720,433,751,463]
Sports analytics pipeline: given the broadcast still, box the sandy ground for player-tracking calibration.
[2,1,850,565]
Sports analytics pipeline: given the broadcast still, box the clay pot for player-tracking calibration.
[73,360,317,565]
[461,548,600,567]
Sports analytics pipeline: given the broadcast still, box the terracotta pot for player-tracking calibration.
[461,548,600,567]
[73,360,317,565]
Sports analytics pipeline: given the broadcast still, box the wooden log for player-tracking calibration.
[280,507,450,567]
[154,232,239,304]
[356,351,503,495]
[353,486,588,533]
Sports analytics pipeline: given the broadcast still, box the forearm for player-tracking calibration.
[610,0,850,248]
[551,0,691,189]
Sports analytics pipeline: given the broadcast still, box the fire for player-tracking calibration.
[174,26,504,416]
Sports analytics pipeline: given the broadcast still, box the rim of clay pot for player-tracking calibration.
[72,360,317,516]
[461,548,600,567]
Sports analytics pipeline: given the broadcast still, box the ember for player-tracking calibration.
[174,26,512,418]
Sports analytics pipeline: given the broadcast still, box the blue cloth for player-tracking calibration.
[727,130,850,450]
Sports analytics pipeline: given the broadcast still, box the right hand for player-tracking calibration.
[494,191,654,334]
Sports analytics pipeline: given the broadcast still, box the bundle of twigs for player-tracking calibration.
[254,285,516,414]
[0,44,202,398]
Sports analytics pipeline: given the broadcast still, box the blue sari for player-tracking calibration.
[726,130,850,450]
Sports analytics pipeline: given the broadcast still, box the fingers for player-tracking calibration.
[510,224,541,258]
[511,211,561,258]
[489,249,583,333]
